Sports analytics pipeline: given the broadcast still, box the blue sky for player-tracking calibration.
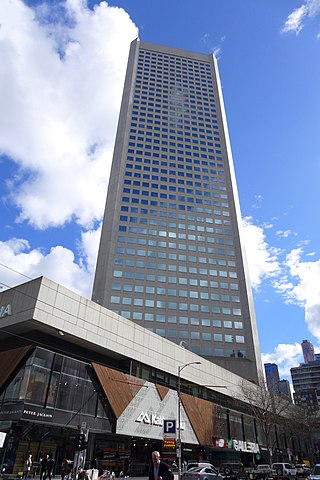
[1,0,320,383]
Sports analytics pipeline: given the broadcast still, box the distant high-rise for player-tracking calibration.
[291,360,320,412]
[301,339,315,363]
[278,379,292,400]
[264,363,280,393]
[92,39,262,382]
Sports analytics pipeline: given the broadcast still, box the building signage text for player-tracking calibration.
[233,440,260,453]
[136,412,163,427]
[0,304,12,318]
[213,437,260,453]
[22,409,53,420]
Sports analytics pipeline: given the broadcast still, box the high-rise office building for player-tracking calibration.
[291,360,320,412]
[264,363,280,393]
[301,339,315,363]
[93,40,262,382]
[278,379,292,400]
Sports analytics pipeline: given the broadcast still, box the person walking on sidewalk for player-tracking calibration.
[149,451,173,480]
[23,453,33,480]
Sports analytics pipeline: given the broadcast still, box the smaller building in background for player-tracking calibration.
[293,388,319,414]
[278,379,292,400]
[291,360,320,413]
[301,339,315,364]
[265,363,280,393]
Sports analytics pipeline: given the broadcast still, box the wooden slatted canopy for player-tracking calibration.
[92,363,145,418]
[156,384,169,400]
[0,346,33,394]
[181,392,218,445]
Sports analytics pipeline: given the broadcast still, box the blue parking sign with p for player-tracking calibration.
[164,419,176,435]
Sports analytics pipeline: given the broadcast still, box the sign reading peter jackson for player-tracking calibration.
[22,405,53,422]
[0,404,53,423]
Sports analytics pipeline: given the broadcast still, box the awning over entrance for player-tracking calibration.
[0,345,33,394]
[92,362,145,418]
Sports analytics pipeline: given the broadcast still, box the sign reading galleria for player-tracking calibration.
[213,437,260,453]
[0,304,12,318]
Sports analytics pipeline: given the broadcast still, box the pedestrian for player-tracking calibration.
[123,457,130,478]
[149,451,173,480]
[61,459,70,480]
[23,453,32,480]
[44,455,54,480]
[40,454,49,480]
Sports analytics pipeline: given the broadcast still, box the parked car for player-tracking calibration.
[254,465,272,479]
[271,463,296,479]
[187,463,216,471]
[219,463,247,480]
[307,464,320,480]
[182,467,223,480]
[295,465,310,478]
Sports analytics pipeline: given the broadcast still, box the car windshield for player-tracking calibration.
[188,468,202,473]
[312,466,320,475]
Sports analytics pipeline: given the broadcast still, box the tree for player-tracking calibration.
[241,376,293,464]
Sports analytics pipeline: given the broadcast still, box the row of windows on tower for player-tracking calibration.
[110,305,244,335]
[139,50,211,66]
[117,235,236,260]
[117,227,235,256]
[130,129,220,142]
[137,59,212,72]
[130,120,219,133]
[114,256,237,279]
[121,193,227,211]
[137,68,212,79]
[120,203,230,221]
[125,166,226,188]
[134,88,215,105]
[113,270,239,286]
[125,172,224,188]
[136,76,214,91]
[108,318,247,358]
[123,184,227,202]
[111,279,240,303]
[124,166,224,182]
[132,104,217,120]
[118,215,231,231]
[124,168,226,193]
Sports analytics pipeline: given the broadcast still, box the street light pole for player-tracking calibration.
[177,361,201,480]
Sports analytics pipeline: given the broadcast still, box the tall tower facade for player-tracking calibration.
[264,363,280,393]
[301,339,315,363]
[92,40,262,382]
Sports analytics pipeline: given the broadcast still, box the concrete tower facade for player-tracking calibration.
[301,339,315,364]
[92,40,262,382]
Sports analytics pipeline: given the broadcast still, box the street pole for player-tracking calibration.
[177,361,201,480]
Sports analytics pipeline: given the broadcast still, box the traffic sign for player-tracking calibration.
[164,419,176,436]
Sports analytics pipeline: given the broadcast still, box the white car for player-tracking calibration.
[272,464,296,479]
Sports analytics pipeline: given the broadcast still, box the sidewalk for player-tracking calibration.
[1,476,150,480]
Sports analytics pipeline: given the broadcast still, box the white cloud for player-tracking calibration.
[201,33,225,59]
[275,229,297,238]
[282,4,307,34]
[251,195,263,210]
[0,226,101,297]
[282,0,320,35]
[241,217,280,290]
[277,248,320,341]
[0,0,138,229]
[262,343,303,379]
